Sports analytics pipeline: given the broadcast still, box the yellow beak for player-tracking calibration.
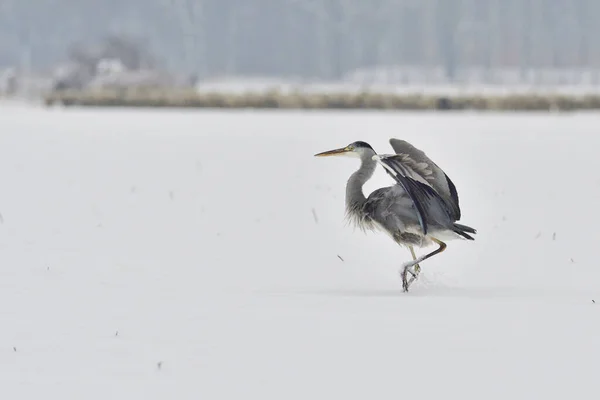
[314,147,351,157]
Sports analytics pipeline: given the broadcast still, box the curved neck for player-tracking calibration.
[346,152,377,209]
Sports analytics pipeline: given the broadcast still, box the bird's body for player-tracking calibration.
[315,139,476,291]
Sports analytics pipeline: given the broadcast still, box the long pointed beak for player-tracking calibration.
[314,147,350,157]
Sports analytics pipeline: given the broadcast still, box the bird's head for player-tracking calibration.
[314,141,375,159]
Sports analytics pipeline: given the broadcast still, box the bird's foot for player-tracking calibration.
[401,269,409,292]
[400,263,421,292]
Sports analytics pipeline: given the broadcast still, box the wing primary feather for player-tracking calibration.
[444,173,461,220]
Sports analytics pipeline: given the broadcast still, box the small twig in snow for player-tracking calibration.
[311,208,319,224]
[337,255,344,262]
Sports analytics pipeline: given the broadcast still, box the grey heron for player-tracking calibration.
[315,139,476,292]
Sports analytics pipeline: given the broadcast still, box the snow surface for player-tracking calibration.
[1,104,599,399]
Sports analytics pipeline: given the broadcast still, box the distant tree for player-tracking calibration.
[66,43,98,75]
[67,34,156,73]
[99,34,156,70]
[435,0,459,81]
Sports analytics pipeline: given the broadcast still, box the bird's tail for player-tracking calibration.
[452,223,477,240]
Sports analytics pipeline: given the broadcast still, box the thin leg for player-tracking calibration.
[401,238,447,292]
[409,245,421,275]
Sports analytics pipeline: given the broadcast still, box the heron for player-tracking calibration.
[314,139,476,292]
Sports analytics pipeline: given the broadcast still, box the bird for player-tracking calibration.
[314,139,476,292]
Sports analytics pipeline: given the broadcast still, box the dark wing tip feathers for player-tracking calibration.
[453,223,476,234]
[454,230,475,240]
[452,223,477,240]
[444,173,461,220]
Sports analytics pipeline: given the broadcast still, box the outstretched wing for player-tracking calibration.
[388,138,461,220]
[373,154,447,235]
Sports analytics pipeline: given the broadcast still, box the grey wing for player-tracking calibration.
[388,138,461,220]
[363,186,420,235]
[373,154,451,236]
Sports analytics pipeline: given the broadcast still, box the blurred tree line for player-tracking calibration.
[1,0,599,81]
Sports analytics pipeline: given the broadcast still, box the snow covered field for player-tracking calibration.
[1,104,599,399]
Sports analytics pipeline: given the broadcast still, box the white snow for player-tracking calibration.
[1,104,599,399]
